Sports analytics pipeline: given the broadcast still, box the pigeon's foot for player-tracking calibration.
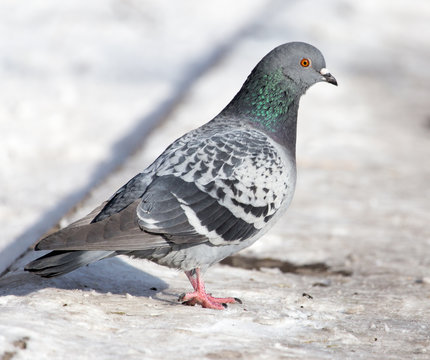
[179,291,239,310]
[182,268,241,310]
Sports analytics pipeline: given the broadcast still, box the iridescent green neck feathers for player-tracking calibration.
[221,68,301,145]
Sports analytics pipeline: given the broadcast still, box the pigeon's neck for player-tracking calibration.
[221,68,302,152]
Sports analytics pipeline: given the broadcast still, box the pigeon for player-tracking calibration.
[25,42,337,310]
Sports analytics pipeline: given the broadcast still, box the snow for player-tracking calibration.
[1,0,430,359]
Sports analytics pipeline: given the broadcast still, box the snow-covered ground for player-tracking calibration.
[1,0,430,359]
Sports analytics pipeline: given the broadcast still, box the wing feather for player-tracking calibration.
[34,126,289,252]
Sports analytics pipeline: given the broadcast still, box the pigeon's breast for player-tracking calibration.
[266,136,297,214]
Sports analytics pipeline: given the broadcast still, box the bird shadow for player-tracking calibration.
[0,255,169,298]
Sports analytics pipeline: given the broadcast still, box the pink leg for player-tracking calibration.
[180,269,241,310]
[185,270,198,291]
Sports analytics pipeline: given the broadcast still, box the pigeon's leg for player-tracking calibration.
[185,270,198,291]
[180,268,241,310]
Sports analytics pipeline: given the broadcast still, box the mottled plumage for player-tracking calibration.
[26,42,337,309]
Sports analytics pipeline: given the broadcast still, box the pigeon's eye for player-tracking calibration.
[300,58,311,67]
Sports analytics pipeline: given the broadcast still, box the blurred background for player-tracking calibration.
[1,0,430,283]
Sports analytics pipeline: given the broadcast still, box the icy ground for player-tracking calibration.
[1,0,430,359]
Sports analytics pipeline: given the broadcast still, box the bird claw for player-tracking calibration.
[178,291,239,310]
[181,300,228,308]
[181,269,241,309]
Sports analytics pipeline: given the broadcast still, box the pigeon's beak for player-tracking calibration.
[320,68,338,86]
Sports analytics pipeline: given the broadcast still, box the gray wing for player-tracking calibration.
[36,127,290,251]
[36,200,169,251]
[136,128,289,246]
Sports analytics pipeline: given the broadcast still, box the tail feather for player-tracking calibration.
[25,250,114,277]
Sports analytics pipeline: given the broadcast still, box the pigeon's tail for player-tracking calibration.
[25,250,114,277]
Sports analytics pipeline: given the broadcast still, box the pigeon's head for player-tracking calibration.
[220,41,337,133]
[260,42,337,92]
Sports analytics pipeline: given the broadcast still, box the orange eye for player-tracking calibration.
[300,58,310,67]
